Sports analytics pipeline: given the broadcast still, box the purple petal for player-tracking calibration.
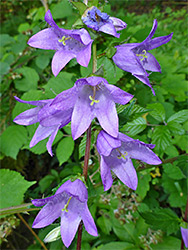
[60,199,82,248]
[142,52,161,72]
[100,156,113,191]
[14,96,51,106]
[28,28,59,50]
[30,124,56,148]
[113,46,146,75]
[32,196,55,207]
[71,85,95,140]
[133,73,155,95]
[81,203,98,236]
[144,19,158,42]
[13,107,41,125]
[99,22,120,38]
[72,28,93,45]
[147,33,173,51]
[118,132,134,143]
[111,156,138,190]
[44,10,60,31]
[77,41,92,67]
[52,50,75,77]
[95,89,119,138]
[32,193,65,228]
[86,76,108,86]
[105,84,133,105]
[109,17,127,31]
[46,126,59,156]
[55,179,88,202]
[122,140,162,165]
[181,227,188,248]
[96,130,121,156]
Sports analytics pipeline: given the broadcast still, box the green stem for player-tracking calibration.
[0,203,40,216]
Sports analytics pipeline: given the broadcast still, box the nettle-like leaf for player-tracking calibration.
[151,126,171,153]
[0,125,28,159]
[163,163,186,180]
[140,208,180,235]
[167,109,188,123]
[121,117,147,136]
[167,121,185,135]
[136,172,151,200]
[56,137,75,165]
[147,103,166,122]
[0,169,36,209]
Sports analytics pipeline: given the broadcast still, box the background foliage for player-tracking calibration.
[0,0,187,249]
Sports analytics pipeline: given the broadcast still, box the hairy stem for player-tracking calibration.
[77,42,97,250]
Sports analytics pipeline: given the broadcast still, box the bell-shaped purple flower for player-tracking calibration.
[112,19,173,95]
[32,179,98,248]
[28,10,93,76]
[40,76,133,140]
[82,6,127,38]
[181,227,188,248]
[13,96,72,156]
[96,130,162,191]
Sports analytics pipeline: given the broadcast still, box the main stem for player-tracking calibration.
[77,42,97,250]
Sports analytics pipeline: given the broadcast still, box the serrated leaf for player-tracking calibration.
[56,137,74,165]
[147,103,165,122]
[136,173,151,200]
[14,67,39,91]
[97,214,112,235]
[140,208,180,235]
[35,55,50,69]
[0,169,35,209]
[118,100,136,126]
[151,126,171,152]
[167,110,188,123]
[122,117,147,136]
[163,163,185,180]
[0,125,28,159]
[167,121,185,135]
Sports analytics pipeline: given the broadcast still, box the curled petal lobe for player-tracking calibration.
[46,126,59,156]
[99,22,120,38]
[147,33,173,50]
[144,19,158,42]
[77,41,92,67]
[31,196,55,207]
[14,96,50,106]
[13,107,40,126]
[109,17,127,31]
[133,74,155,95]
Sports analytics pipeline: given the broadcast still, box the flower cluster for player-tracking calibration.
[13,6,173,248]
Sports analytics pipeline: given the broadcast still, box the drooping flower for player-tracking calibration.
[181,227,188,248]
[13,96,72,156]
[82,6,127,38]
[112,19,173,95]
[28,10,93,76]
[96,130,162,191]
[32,179,98,248]
[40,76,133,140]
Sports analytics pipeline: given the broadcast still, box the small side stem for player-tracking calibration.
[77,42,97,250]
[181,197,188,249]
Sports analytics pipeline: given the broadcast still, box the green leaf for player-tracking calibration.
[122,117,147,136]
[136,172,151,200]
[97,214,112,235]
[167,110,188,123]
[56,137,74,165]
[140,208,180,235]
[167,121,185,135]
[14,67,39,91]
[35,55,50,69]
[0,34,14,47]
[0,62,10,75]
[39,175,56,193]
[163,163,185,180]
[151,236,181,250]
[95,242,136,250]
[0,125,28,159]
[43,72,75,98]
[71,2,87,15]
[151,126,171,152]
[147,103,165,122]
[51,0,72,19]
[0,169,35,209]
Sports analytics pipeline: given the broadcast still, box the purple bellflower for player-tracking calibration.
[28,10,93,76]
[13,96,72,156]
[112,19,173,95]
[39,76,133,140]
[82,6,127,38]
[96,130,162,191]
[32,179,98,248]
[181,227,188,248]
